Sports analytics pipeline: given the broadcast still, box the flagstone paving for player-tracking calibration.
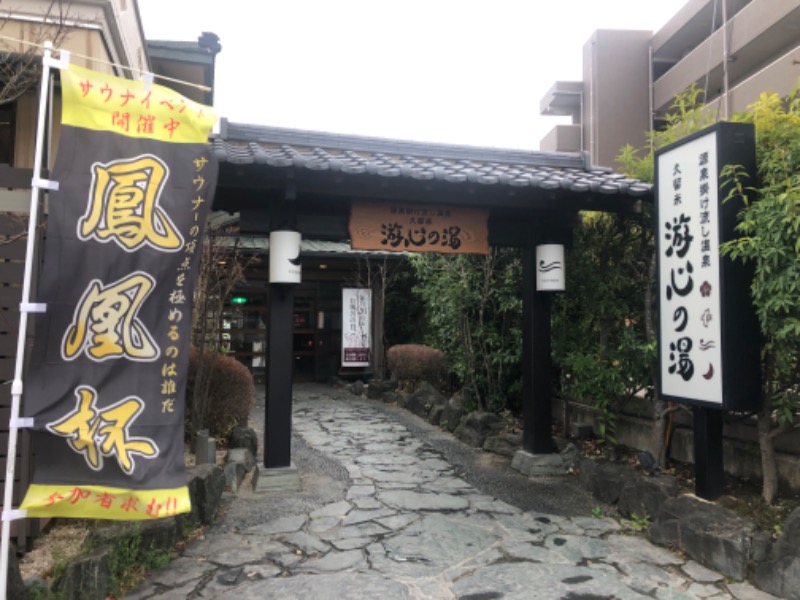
[128,385,777,599]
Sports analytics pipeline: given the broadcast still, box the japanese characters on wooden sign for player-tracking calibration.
[19,64,217,520]
[349,200,489,255]
[655,122,760,410]
[342,288,371,367]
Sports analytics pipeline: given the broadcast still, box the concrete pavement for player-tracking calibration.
[127,384,777,599]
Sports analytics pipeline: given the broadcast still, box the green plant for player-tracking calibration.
[48,546,71,586]
[591,506,604,519]
[27,587,53,600]
[383,260,426,350]
[108,527,142,593]
[412,248,523,413]
[629,512,652,531]
[190,225,260,438]
[616,84,800,503]
[177,512,203,540]
[773,524,783,540]
[719,89,800,503]
[186,347,256,440]
[562,353,620,445]
[386,344,446,389]
[143,546,173,570]
[41,545,73,599]
[106,524,174,595]
[552,208,656,448]
[613,86,719,465]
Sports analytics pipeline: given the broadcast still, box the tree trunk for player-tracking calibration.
[652,399,669,467]
[758,400,779,504]
[644,248,669,467]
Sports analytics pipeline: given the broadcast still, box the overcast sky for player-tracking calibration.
[138,0,688,150]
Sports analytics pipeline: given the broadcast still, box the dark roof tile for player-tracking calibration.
[213,123,653,199]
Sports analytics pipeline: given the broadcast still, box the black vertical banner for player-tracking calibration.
[20,64,217,520]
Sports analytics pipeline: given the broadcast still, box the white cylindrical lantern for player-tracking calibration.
[536,244,565,292]
[269,230,302,284]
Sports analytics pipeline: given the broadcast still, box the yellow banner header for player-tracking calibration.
[61,64,217,144]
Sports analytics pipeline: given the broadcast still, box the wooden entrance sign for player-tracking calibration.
[349,200,489,255]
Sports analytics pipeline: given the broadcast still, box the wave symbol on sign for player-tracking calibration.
[699,339,716,351]
[538,261,562,273]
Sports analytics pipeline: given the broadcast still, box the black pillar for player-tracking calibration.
[371,275,386,379]
[265,283,294,468]
[693,406,724,500]
[521,245,555,454]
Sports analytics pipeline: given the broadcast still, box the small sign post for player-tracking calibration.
[342,288,371,368]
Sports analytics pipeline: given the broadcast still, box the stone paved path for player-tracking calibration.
[128,386,777,599]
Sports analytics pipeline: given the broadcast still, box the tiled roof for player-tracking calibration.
[215,235,407,257]
[147,40,216,66]
[212,122,652,198]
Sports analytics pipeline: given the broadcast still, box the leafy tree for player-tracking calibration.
[383,260,425,347]
[611,84,716,463]
[721,90,800,503]
[554,89,711,451]
[618,84,800,503]
[552,211,654,446]
[411,249,522,413]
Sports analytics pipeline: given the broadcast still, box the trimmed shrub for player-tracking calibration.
[186,347,255,439]
[386,344,446,390]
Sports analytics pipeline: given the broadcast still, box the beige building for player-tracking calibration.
[0,0,148,181]
[541,0,800,168]
[0,1,218,192]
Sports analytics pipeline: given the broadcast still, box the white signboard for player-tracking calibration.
[536,244,565,292]
[657,131,723,404]
[342,288,371,367]
[269,230,301,283]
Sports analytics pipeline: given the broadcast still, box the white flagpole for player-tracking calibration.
[0,41,60,599]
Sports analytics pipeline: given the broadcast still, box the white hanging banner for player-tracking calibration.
[342,288,371,367]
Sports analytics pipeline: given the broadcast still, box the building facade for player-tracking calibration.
[0,0,149,183]
[541,0,800,168]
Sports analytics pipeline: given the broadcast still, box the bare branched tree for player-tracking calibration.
[0,1,74,106]
[348,255,407,379]
[189,222,260,437]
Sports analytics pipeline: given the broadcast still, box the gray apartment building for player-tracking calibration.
[540,0,800,168]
